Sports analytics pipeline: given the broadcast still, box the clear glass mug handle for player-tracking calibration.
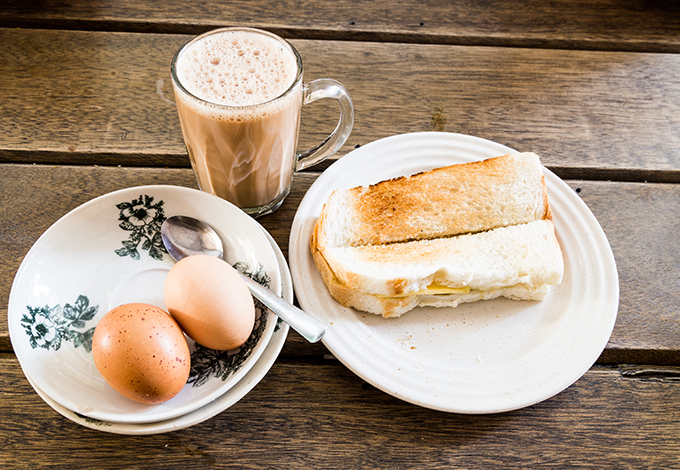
[295,79,354,171]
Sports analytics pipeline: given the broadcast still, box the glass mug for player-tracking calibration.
[171,27,354,217]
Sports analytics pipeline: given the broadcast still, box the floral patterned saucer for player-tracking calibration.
[25,225,292,435]
[8,186,280,424]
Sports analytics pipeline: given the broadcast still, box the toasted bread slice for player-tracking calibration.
[314,152,551,250]
[312,219,563,317]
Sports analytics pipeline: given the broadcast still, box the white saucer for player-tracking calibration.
[9,186,280,424]
[23,216,291,434]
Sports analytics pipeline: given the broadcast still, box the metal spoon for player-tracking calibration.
[160,215,326,343]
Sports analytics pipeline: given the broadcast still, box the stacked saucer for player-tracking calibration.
[8,186,290,434]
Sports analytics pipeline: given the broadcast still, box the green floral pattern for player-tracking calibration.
[114,195,167,261]
[21,295,98,352]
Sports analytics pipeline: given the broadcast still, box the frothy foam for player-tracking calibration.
[176,30,298,108]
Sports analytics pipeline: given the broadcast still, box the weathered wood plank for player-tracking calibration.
[574,180,680,365]
[2,29,680,180]
[1,0,679,52]
[1,164,679,365]
[1,355,678,468]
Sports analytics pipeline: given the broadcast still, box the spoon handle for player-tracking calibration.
[239,274,326,343]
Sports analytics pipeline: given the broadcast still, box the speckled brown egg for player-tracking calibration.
[164,255,255,351]
[92,303,191,405]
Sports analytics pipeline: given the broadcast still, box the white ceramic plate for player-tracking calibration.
[24,224,291,435]
[290,132,619,414]
[9,186,279,423]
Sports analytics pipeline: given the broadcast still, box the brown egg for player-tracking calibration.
[92,303,190,405]
[164,255,255,351]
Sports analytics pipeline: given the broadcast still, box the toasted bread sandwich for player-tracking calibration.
[310,152,564,318]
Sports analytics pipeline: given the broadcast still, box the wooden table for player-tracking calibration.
[1,1,679,467]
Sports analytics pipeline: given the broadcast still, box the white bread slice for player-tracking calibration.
[312,220,563,318]
[315,152,551,249]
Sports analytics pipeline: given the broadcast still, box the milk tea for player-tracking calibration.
[173,29,302,210]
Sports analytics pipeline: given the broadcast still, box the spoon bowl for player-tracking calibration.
[161,215,326,343]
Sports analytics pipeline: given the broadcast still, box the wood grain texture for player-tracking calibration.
[1,355,679,468]
[1,164,679,365]
[1,0,680,52]
[2,2,678,466]
[2,29,680,179]
[574,180,680,364]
